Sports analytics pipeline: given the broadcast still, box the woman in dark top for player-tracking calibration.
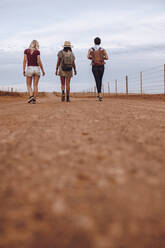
[88,37,108,101]
[23,40,45,104]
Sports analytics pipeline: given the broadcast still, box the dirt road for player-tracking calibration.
[0,95,165,248]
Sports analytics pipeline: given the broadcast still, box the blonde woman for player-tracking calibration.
[23,40,45,104]
[56,41,77,102]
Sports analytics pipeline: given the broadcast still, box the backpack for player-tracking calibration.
[91,48,105,66]
[61,51,74,71]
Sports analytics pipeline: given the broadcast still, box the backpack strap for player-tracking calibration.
[61,50,65,64]
[91,48,95,60]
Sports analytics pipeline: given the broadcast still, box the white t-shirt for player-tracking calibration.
[90,45,103,51]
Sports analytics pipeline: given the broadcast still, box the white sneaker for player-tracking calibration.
[28,96,34,103]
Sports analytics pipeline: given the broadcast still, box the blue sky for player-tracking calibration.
[0,0,165,92]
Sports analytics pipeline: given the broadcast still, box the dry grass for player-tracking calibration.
[1,90,164,102]
[0,91,47,97]
[53,91,165,101]
[0,90,23,97]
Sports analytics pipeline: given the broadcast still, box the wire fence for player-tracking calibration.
[0,64,165,95]
[84,64,165,95]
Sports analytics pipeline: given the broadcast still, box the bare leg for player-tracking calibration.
[66,76,71,95]
[60,76,65,91]
[66,76,71,102]
[26,77,33,97]
[33,75,40,99]
[60,76,66,101]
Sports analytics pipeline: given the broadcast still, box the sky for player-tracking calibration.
[0,0,165,92]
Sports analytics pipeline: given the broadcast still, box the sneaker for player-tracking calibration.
[28,96,34,103]
[98,96,103,101]
[32,98,36,104]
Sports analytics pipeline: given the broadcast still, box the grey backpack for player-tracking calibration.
[61,51,74,71]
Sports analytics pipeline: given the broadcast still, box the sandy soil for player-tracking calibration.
[0,94,165,248]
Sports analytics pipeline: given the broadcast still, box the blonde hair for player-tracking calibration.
[29,40,39,50]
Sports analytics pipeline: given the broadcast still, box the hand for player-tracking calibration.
[42,71,45,76]
[74,70,77,75]
[23,71,26,77]
[55,70,58,76]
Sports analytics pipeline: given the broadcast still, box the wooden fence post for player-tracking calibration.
[164,64,165,95]
[108,82,110,95]
[126,76,128,95]
[102,84,104,95]
[94,86,96,96]
[140,72,143,95]
[115,80,117,95]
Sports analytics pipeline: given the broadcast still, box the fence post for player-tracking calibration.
[93,86,96,96]
[164,64,165,95]
[126,76,128,95]
[102,84,104,96]
[115,80,117,95]
[140,72,143,95]
[108,82,110,95]
[94,86,97,96]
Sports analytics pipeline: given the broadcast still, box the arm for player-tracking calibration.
[73,60,77,75]
[23,55,27,76]
[103,49,109,60]
[37,56,45,76]
[56,57,61,75]
[87,49,92,60]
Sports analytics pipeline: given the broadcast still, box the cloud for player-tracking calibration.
[0,0,165,91]
[1,7,165,52]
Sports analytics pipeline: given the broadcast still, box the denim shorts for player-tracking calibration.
[25,66,40,77]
